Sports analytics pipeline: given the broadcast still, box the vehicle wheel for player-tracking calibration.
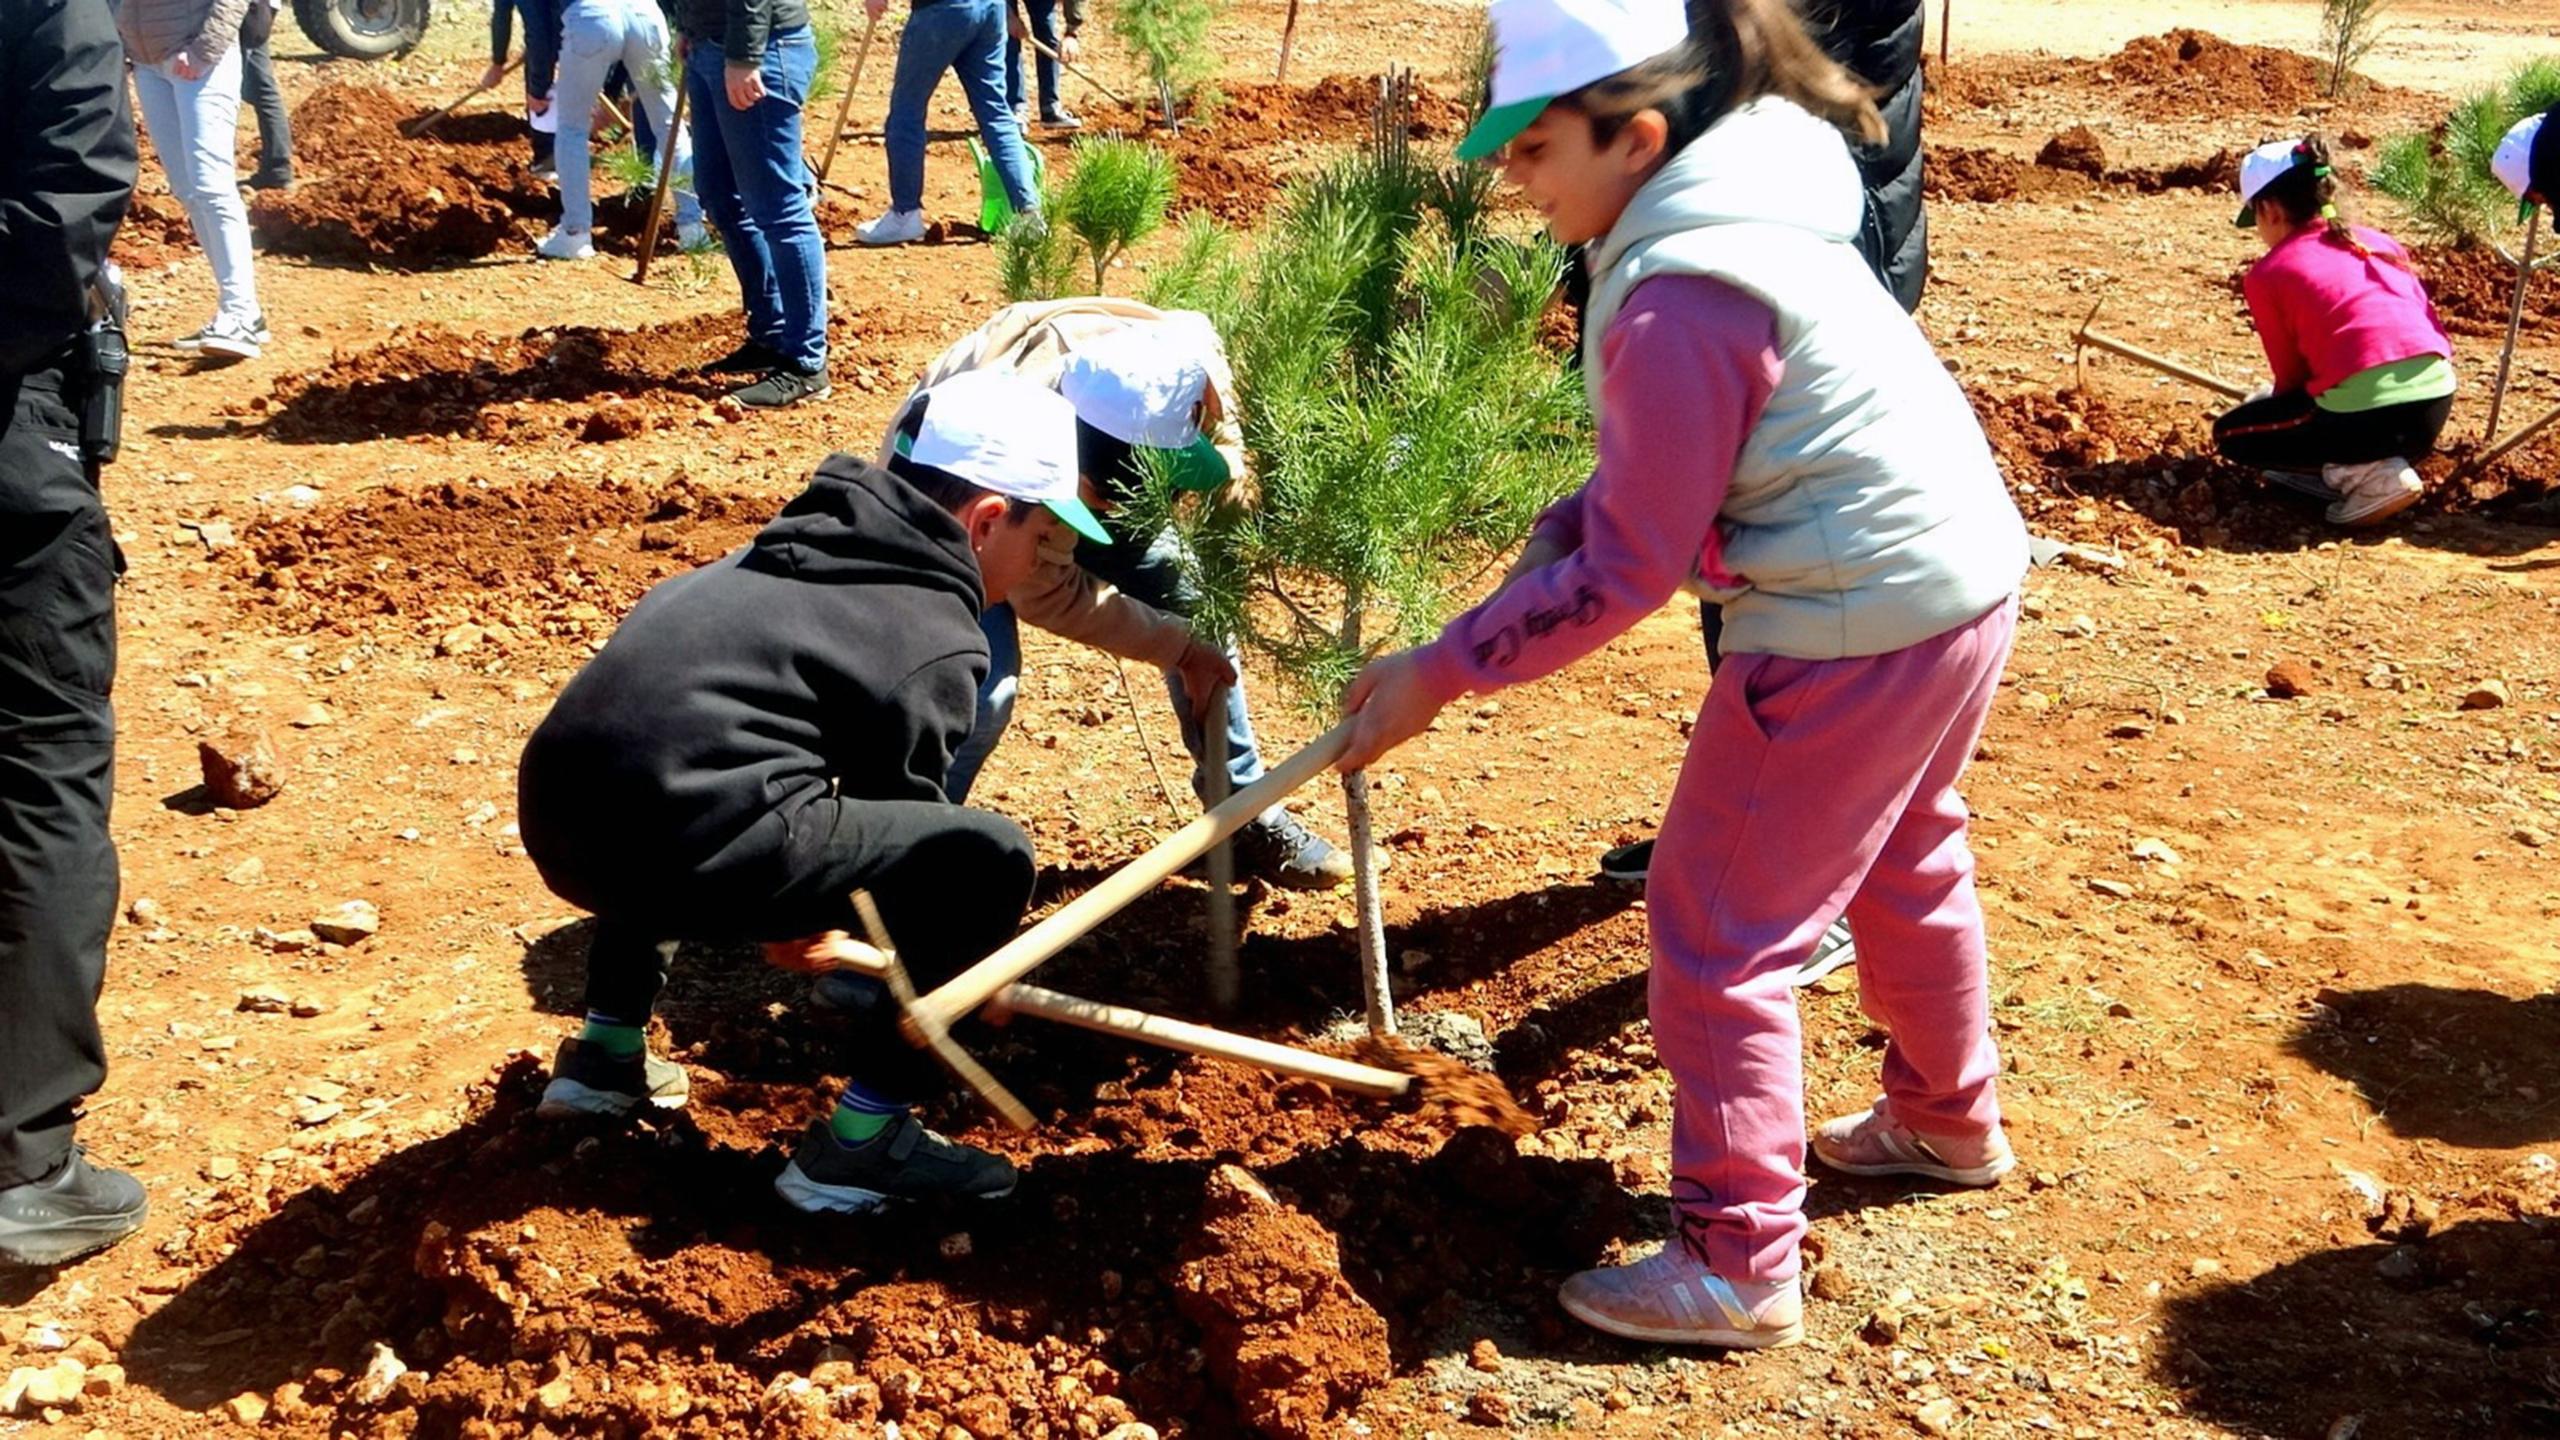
[292,0,428,60]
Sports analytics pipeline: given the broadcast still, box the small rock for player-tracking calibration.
[293,1097,344,1127]
[238,984,293,1014]
[197,520,238,553]
[1809,1265,1855,1301]
[2131,839,2181,865]
[309,900,379,946]
[223,856,267,886]
[126,896,166,927]
[289,996,330,1018]
[939,1232,974,1260]
[224,1390,269,1426]
[2190,1257,2223,1278]
[2087,877,2136,899]
[1098,1426,1159,1440]
[436,623,487,657]
[2461,680,2510,711]
[2265,661,2317,699]
[2062,614,2098,639]
[532,1377,574,1420]
[198,727,287,808]
[2514,827,2549,850]
[26,1325,69,1352]
[350,1343,407,1406]
[287,703,334,729]
[1466,1389,1514,1426]
[206,1156,239,1181]
[1916,1396,1958,1436]
[2374,1247,2422,1283]
[82,1363,123,1398]
[254,927,317,954]
[1467,1338,1503,1373]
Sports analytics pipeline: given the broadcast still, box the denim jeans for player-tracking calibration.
[945,525,1270,808]
[1004,0,1062,117]
[236,0,292,181]
[131,51,259,326]
[553,0,699,234]
[885,0,1037,215]
[685,30,827,371]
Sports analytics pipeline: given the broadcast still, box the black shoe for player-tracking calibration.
[773,1115,1017,1214]
[245,168,294,190]
[0,1151,147,1268]
[1041,109,1083,130]
[732,364,832,409]
[1231,807,1355,890]
[701,339,783,375]
[535,1037,690,1119]
[1598,837,1655,883]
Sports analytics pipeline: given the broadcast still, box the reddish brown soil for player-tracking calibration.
[2416,244,2560,339]
[2084,28,2348,119]
[2037,125,2110,178]
[1928,145,2096,203]
[1173,1165,1391,1438]
[112,190,200,272]
[1076,75,1469,223]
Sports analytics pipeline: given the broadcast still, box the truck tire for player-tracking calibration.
[292,0,428,60]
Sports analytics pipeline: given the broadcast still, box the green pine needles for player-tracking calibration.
[1113,0,1221,127]
[2373,59,2560,251]
[997,138,1179,300]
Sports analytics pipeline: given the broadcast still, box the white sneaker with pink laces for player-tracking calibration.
[1812,1096,2015,1186]
[1558,1243,1804,1348]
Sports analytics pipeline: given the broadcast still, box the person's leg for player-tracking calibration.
[687,42,784,351]
[169,49,259,324]
[238,8,293,185]
[948,0,1039,212]
[621,4,702,229]
[1079,526,1261,795]
[944,603,1020,803]
[550,2,618,235]
[537,918,691,1116]
[0,372,141,1265]
[884,3,970,214]
[2319,393,2458,465]
[727,25,827,372]
[2212,390,2330,473]
[1006,29,1026,115]
[1027,0,1064,116]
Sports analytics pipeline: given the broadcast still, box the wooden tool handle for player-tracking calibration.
[999,984,1414,1098]
[632,79,690,283]
[816,13,881,183]
[2075,325,2248,400]
[2462,397,2560,480]
[1025,35,1131,109]
[906,718,1355,1036]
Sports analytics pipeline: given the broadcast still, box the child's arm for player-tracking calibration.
[1412,277,1779,700]
[1009,535,1195,669]
[2242,264,2311,394]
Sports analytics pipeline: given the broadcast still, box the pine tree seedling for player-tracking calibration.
[2318,0,2388,99]
[1052,137,1178,293]
[1113,0,1221,129]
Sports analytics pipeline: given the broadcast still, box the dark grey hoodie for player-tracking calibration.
[517,454,988,913]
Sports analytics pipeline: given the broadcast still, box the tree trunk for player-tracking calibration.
[1204,687,1240,1015]
[1342,767,1396,1037]
[1276,0,1301,83]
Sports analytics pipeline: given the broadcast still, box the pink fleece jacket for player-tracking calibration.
[2242,226,2453,397]
[1414,275,1777,700]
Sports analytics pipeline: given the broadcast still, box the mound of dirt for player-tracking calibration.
[222,471,768,644]
[2037,126,2110,179]
[1174,1165,1390,1438]
[1078,75,1470,224]
[261,312,741,444]
[1926,146,2094,204]
[2415,245,2560,339]
[111,190,198,271]
[2116,148,2243,195]
[2092,30,2340,119]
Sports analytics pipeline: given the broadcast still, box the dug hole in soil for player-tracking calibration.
[1073,76,1469,224]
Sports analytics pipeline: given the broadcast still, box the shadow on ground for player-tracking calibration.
[2285,984,2560,1148]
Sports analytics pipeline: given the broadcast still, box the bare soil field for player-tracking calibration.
[11,2,2560,1438]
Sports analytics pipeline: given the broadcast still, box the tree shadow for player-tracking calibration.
[2284,984,2560,1148]
[2157,1219,2560,1437]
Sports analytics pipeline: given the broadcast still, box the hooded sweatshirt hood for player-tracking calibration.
[517,455,995,912]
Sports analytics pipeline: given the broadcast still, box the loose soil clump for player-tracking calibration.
[1077,76,1468,223]
[2089,29,2344,119]
[2414,244,2560,338]
[112,190,199,271]
[2037,125,2109,178]
[1928,146,2093,204]
[1174,1165,1391,1438]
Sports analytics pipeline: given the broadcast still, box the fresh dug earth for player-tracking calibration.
[257,313,749,445]
[1077,75,1469,223]
[112,190,200,271]
[1173,1166,1392,1439]
[2415,243,2560,338]
[2064,29,2355,119]
[249,84,550,265]
[1930,131,2238,205]
[219,471,767,644]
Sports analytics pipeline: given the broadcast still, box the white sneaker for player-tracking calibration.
[1558,1243,1804,1348]
[536,225,596,261]
[195,312,262,362]
[2321,457,2423,528]
[857,208,927,247]
[675,219,710,250]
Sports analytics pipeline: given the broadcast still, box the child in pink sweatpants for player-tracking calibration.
[1336,0,2032,1348]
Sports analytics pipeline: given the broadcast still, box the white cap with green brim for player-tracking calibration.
[2494,110,2550,222]
[2234,137,2326,227]
[1456,0,1692,162]
[1057,318,1233,493]
[904,371,1112,544]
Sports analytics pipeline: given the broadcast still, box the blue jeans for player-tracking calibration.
[132,51,258,325]
[1004,0,1062,117]
[685,30,827,371]
[946,526,1269,806]
[554,0,699,234]
[885,0,1037,215]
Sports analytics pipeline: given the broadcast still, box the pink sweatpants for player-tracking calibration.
[1647,596,2017,1283]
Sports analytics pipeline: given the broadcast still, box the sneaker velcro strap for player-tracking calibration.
[882,1118,924,1162]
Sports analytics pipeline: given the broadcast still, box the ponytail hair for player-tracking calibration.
[1555,0,1886,158]
[2256,134,2409,269]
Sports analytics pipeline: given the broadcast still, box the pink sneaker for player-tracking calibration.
[1812,1096,2014,1186]
[1558,1243,1803,1348]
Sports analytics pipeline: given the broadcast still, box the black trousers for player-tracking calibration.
[0,371,121,1189]
[236,2,293,183]
[549,796,1035,1103]
[2212,391,2454,473]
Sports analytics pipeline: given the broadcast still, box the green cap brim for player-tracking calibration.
[2235,200,2258,229]
[2525,195,2542,224]
[1153,434,1232,493]
[1457,97,1550,162]
[1046,493,1112,545]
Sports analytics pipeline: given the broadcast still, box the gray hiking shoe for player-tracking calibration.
[732,364,832,409]
[0,1150,147,1269]
[773,1115,1018,1215]
[536,1037,690,1119]
[1232,808,1355,890]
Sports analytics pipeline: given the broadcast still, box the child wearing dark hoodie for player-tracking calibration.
[1336,0,2027,1347]
[516,371,1109,1215]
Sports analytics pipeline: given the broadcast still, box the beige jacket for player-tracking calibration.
[881,298,1249,670]
[116,0,250,69]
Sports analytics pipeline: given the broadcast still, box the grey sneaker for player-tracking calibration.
[732,364,832,409]
[0,1150,147,1268]
[536,1036,690,1119]
[175,313,272,350]
[773,1115,1018,1214]
[1792,917,1858,988]
[1232,808,1354,890]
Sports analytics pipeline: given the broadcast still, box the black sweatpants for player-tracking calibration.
[237,1,294,185]
[550,796,1036,1103]
[2212,391,2454,473]
[0,370,121,1190]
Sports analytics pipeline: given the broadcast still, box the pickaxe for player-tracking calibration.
[2071,297,2250,400]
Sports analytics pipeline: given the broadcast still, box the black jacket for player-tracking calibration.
[674,0,806,67]
[518,456,989,901]
[0,0,135,378]
[1809,0,1927,314]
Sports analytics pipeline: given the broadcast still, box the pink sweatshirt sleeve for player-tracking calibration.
[2243,253,2312,394]
[1412,276,1781,702]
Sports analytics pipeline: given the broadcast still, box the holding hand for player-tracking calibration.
[479,58,509,91]
[170,47,206,80]
[1059,33,1081,63]
[762,930,887,975]
[1172,639,1239,722]
[726,62,767,110]
[1335,649,1448,775]
[864,0,888,18]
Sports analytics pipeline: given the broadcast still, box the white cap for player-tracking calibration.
[1059,319,1215,449]
[2496,111,2547,212]
[905,371,1110,542]
[1457,0,1690,161]
[2235,138,2320,226]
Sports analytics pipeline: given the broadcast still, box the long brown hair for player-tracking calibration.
[1555,0,1886,156]
[2256,134,2407,269]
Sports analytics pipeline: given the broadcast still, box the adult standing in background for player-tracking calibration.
[1007,0,1081,131]
[236,0,293,190]
[679,0,832,408]
[539,0,705,260]
[486,0,563,178]
[855,0,1038,248]
[118,0,267,360]
[0,0,150,1268]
